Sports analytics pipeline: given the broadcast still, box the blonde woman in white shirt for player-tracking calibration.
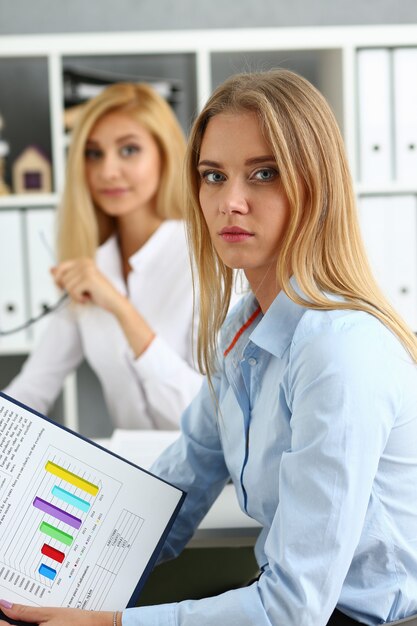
[4,82,202,430]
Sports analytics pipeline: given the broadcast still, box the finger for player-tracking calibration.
[55,260,79,272]
[51,264,76,290]
[50,268,64,289]
[59,273,84,294]
[0,602,51,623]
[63,279,92,304]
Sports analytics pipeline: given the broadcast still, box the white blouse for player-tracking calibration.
[4,220,203,430]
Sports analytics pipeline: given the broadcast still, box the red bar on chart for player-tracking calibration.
[41,543,65,564]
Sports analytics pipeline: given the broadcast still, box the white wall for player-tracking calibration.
[1,0,417,35]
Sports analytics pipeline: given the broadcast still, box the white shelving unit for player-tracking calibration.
[0,24,416,431]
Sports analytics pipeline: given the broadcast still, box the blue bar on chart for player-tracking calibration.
[39,563,56,581]
[52,486,91,513]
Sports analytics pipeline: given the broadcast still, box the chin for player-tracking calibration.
[220,253,252,272]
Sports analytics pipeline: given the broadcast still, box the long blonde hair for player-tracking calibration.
[57,82,186,261]
[185,69,417,377]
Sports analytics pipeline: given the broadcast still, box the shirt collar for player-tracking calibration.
[250,285,307,358]
[128,220,180,271]
[95,234,123,286]
[222,277,307,360]
[95,220,181,279]
[221,293,261,353]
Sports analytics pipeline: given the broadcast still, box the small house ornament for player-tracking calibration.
[12,145,52,194]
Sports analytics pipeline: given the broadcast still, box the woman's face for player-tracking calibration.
[84,111,161,218]
[198,110,291,294]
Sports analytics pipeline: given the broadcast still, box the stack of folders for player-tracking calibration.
[358,194,417,330]
[356,47,417,333]
[0,208,58,350]
[357,47,417,184]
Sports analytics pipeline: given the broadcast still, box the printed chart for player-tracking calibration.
[0,445,128,605]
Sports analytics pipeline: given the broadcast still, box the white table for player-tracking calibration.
[191,483,260,547]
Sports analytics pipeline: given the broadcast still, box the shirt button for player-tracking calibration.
[247,357,257,366]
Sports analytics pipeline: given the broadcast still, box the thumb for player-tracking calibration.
[0,601,50,624]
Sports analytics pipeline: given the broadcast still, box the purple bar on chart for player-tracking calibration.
[33,497,82,529]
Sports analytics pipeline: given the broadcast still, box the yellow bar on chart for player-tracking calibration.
[45,461,99,496]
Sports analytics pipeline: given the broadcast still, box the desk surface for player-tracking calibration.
[95,431,261,548]
[192,483,260,547]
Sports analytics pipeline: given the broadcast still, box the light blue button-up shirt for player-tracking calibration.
[123,287,417,626]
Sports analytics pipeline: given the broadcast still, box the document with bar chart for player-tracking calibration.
[0,392,185,611]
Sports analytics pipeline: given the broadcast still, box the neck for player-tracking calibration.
[245,264,280,313]
[115,206,163,282]
[116,207,163,262]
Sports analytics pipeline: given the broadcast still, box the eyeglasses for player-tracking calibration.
[0,229,68,337]
[0,293,69,337]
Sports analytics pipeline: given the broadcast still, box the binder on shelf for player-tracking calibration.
[357,48,393,184]
[63,66,183,133]
[0,210,28,350]
[25,207,60,345]
[63,65,183,105]
[358,195,417,331]
[392,47,417,182]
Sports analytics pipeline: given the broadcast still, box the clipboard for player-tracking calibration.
[0,392,185,620]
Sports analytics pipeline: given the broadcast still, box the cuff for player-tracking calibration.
[123,602,177,626]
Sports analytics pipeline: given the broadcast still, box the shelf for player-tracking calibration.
[0,193,59,208]
[62,53,197,133]
[0,342,32,356]
[1,25,417,56]
[356,184,417,196]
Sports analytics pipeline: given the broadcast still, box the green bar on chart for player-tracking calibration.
[39,521,73,546]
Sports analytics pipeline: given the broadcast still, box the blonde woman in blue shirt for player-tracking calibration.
[2,70,417,626]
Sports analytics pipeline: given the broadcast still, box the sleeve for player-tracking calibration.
[123,317,401,626]
[125,331,203,431]
[147,372,230,561]
[3,304,84,415]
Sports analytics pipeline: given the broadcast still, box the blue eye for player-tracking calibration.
[201,170,226,183]
[85,148,102,161]
[120,144,140,157]
[253,168,278,181]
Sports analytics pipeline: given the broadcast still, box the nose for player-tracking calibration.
[219,180,249,215]
[98,153,120,180]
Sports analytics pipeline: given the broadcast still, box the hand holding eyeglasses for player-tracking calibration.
[51,259,128,317]
[51,258,156,357]
[0,259,126,338]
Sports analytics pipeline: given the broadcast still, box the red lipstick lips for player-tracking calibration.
[219,226,254,243]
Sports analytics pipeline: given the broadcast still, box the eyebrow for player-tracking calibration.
[86,134,141,145]
[198,155,276,167]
